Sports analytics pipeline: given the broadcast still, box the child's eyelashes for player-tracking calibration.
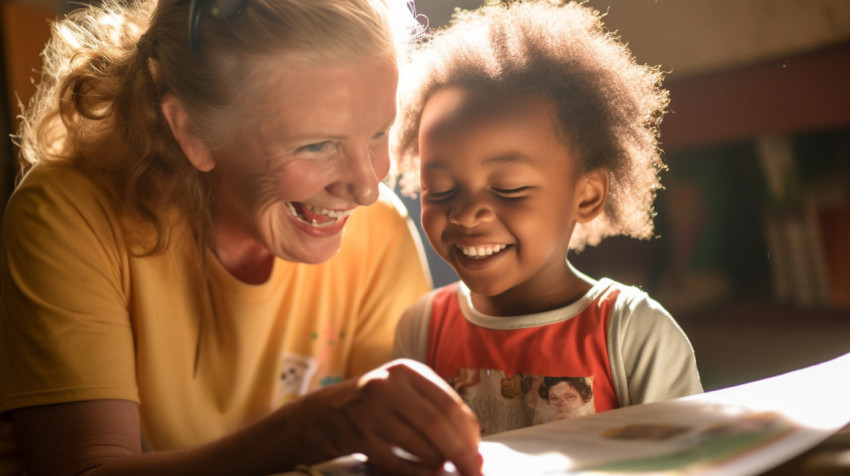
[424,189,455,202]
[423,186,532,202]
[492,186,532,198]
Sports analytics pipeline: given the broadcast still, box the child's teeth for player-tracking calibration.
[458,244,507,259]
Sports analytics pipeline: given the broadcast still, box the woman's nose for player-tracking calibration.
[329,147,390,205]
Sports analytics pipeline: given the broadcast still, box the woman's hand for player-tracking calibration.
[294,359,482,475]
[9,360,481,475]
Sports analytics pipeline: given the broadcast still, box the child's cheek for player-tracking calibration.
[420,205,449,249]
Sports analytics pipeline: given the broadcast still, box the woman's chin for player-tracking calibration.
[270,235,345,265]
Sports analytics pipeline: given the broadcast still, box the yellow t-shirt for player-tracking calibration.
[0,164,431,473]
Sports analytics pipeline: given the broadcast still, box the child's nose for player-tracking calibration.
[448,196,495,228]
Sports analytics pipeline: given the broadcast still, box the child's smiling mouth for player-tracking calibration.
[456,243,510,260]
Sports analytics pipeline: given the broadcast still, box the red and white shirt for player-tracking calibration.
[395,278,702,436]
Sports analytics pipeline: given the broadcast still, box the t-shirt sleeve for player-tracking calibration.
[607,285,703,407]
[344,186,432,377]
[393,292,434,363]
[0,167,138,414]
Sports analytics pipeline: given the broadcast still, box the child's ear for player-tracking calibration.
[161,93,216,172]
[574,168,609,224]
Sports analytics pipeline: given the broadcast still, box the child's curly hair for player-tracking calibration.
[392,0,669,251]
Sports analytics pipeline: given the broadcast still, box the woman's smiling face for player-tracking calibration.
[209,57,398,265]
[418,86,595,314]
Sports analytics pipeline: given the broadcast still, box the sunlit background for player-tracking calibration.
[2,0,849,391]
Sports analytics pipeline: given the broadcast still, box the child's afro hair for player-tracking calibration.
[392,0,669,251]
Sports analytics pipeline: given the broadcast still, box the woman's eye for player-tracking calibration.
[492,186,531,197]
[296,141,332,154]
[369,131,389,149]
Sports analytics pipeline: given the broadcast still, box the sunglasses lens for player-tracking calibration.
[188,0,248,52]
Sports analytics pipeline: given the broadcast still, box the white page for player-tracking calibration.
[292,353,850,476]
[473,352,850,475]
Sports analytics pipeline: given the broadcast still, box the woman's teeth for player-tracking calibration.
[286,202,354,228]
[304,204,353,219]
[457,243,508,259]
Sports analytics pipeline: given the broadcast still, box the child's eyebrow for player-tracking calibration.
[422,161,449,170]
[483,153,539,167]
[421,153,539,170]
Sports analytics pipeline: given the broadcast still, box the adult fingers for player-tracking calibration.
[373,360,482,476]
[361,438,445,476]
[345,365,445,467]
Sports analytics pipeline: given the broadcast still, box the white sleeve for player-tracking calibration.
[607,285,703,407]
[392,291,436,363]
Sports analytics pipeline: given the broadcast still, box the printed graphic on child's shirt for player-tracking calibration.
[448,369,595,435]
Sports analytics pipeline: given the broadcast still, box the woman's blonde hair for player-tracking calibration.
[392,0,669,251]
[16,0,418,253]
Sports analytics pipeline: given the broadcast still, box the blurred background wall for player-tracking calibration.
[2,0,849,390]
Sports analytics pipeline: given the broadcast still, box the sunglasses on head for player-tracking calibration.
[188,0,248,52]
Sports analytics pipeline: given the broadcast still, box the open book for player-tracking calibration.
[298,352,850,475]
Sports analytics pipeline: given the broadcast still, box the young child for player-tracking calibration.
[392,0,702,436]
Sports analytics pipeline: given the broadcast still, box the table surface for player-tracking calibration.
[761,423,850,475]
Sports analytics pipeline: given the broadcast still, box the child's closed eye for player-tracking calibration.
[424,188,455,202]
[492,186,532,198]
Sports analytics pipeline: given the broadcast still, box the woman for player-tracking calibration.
[0,0,481,474]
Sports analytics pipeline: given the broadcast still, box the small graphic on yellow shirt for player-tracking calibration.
[278,352,317,401]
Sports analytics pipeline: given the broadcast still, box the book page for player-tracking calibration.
[288,352,850,476]
[476,352,850,475]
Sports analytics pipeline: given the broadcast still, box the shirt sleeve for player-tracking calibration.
[344,185,432,377]
[0,166,138,414]
[393,291,435,363]
[607,285,703,407]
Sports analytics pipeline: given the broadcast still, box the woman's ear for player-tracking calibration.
[161,93,215,172]
[574,168,609,224]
